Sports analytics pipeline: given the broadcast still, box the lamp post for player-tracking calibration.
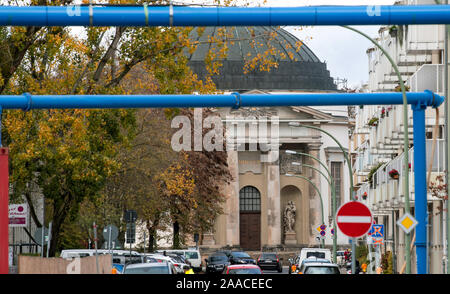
[285,173,325,248]
[288,121,357,273]
[291,161,338,264]
[342,25,412,275]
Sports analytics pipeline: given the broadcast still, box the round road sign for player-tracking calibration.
[336,201,373,238]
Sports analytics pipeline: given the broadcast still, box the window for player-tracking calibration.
[239,186,261,212]
[331,162,342,207]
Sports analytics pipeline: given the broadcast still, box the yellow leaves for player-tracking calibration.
[159,163,195,199]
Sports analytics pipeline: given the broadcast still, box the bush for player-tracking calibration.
[381,251,393,274]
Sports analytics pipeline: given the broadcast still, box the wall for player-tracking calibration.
[18,255,112,274]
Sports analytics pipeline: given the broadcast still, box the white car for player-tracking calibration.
[155,249,202,272]
[143,253,189,274]
[123,262,177,274]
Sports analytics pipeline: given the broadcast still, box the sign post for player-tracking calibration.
[336,201,373,274]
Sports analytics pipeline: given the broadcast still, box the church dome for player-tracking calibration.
[186,26,337,92]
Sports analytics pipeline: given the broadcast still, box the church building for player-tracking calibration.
[186,27,352,250]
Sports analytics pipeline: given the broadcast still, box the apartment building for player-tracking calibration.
[351,0,447,274]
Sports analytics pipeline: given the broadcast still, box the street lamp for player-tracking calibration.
[285,173,325,248]
[288,122,357,274]
[342,25,413,274]
[291,160,338,264]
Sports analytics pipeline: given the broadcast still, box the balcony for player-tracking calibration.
[357,139,446,210]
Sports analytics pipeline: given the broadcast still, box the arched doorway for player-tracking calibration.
[239,186,261,251]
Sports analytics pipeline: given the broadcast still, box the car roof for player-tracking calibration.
[302,263,339,267]
[125,262,169,269]
[303,257,331,262]
[227,264,259,269]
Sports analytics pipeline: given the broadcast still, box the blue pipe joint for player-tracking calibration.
[231,92,241,109]
[22,92,32,111]
[423,89,444,108]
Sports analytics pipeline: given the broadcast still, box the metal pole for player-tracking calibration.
[412,104,428,274]
[286,151,338,260]
[289,122,354,270]
[0,5,450,27]
[342,25,412,275]
[286,174,325,248]
[93,222,99,274]
[445,0,450,276]
[392,210,397,274]
[46,221,52,258]
[295,162,338,263]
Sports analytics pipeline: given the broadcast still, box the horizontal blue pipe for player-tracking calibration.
[0,91,443,110]
[0,5,450,27]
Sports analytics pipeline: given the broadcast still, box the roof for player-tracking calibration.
[227,264,260,269]
[187,26,320,63]
[125,263,169,269]
[186,26,337,92]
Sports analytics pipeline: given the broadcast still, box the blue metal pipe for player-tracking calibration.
[0,91,444,110]
[412,104,428,274]
[0,5,450,27]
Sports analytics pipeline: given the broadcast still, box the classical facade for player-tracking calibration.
[186,26,351,251]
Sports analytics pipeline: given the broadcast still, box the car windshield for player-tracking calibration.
[124,265,170,274]
[185,252,198,259]
[306,252,326,259]
[231,252,250,258]
[304,266,340,274]
[261,254,277,259]
[210,255,228,262]
[228,268,261,274]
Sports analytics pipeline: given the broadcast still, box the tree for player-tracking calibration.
[2,0,209,256]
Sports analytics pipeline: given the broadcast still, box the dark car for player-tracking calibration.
[205,253,230,274]
[257,252,282,272]
[227,251,257,265]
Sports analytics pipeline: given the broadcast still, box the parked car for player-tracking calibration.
[155,249,202,272]
[297,261,340,274]
[336,250,346,267]
[288,249,332,274]
[222,264,263,274]
[256,252,282,272]
[296,248,331,267]
[142,253,189,274]
[226,251,256,265]
[123,262,177,274]
[205,253,231,274]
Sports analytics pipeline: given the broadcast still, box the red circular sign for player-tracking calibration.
[336,201,373,238]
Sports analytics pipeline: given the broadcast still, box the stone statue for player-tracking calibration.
[283,201,296,233]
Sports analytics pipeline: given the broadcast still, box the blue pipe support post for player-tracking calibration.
[412,103,428,274]
[0,91,444,110]
[0,5,450,27]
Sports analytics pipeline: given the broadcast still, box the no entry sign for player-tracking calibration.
[336,201,373,238]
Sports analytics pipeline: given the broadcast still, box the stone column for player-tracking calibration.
[266,151,281,247]
[224,150,240,247]
[308,144,322,245]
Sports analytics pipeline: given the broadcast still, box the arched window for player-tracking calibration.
[239,186,261,212]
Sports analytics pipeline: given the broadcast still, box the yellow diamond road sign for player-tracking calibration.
[397,213,418,234]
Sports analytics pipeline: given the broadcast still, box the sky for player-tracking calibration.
[184,0,398,88]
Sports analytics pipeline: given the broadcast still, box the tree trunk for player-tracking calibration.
[48,197,72,257]
[173,221,180,249]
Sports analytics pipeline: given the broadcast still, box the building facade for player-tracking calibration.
[185,26,352,251]
[351,0,446,274]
